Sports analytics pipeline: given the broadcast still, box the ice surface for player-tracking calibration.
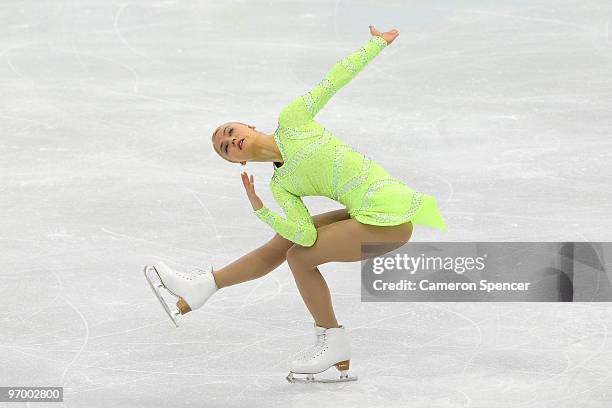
[1,0,611,407]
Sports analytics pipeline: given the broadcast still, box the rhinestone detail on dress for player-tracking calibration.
[274,134,331,178]
[351,178,425,224]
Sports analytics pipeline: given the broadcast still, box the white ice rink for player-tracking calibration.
[1,0,612,407]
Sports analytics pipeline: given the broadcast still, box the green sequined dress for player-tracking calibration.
[254,35,448,247]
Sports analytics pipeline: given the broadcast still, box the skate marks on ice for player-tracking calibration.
[2,0,612,406]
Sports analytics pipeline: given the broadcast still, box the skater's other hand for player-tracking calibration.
[241,171,264,211]
[369,25,399,45]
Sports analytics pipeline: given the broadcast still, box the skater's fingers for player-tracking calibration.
[241,172,250,189]
[243,175,254,192]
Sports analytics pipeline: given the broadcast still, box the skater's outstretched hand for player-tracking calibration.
[369,25,399,45]
[241,171,264,211]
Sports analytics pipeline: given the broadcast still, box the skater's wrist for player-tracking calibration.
[371,35,388,47]
[253,205,267,214]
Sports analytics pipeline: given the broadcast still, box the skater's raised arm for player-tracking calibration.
[278,26,399,128]
[254,178,317,247]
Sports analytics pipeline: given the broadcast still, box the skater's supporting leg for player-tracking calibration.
[212,209,350,288]
[286,219,413,329]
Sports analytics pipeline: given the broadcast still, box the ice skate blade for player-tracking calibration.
[143,265,180,328]
[286,372,358,384]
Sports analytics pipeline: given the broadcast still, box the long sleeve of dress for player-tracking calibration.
[253,177,317,247]
[278,35,388,127]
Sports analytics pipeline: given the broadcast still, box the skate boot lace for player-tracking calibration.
[297,332,328,362]
[315,332,326,347]
[176,266,212,281]
[310,332,328,359]
[191,266,210,276]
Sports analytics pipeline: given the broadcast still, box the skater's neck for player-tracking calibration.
[250,133,283,165]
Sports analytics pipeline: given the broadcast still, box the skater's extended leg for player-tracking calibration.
[212,208,350,288]
[286,219,413,329]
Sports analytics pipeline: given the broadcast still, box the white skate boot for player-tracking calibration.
[286,325,357,383]
[143,261,218,327]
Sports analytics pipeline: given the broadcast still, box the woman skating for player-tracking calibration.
[144,25,447,383]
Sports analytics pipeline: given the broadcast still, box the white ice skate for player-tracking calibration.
[286,325,357,383]
[143,261,218,327]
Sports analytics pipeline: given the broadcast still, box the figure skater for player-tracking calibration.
[144,25,447,383]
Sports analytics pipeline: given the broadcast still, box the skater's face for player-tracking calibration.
[211,122,253,165]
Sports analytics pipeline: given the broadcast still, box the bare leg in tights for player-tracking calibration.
[285,219,413,329]
[211,207,413,330]
[211,208,350,288]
